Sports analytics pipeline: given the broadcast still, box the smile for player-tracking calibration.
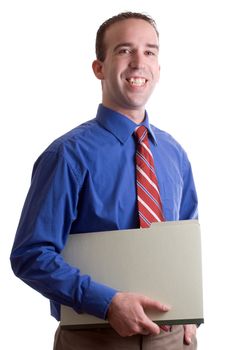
[126,77,147,87]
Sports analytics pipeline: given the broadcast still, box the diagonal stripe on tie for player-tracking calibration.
[137,180,161,209]
[138,196,162,222]
[136,153,156,176]
[136,165,160,195]
[135,125,165,228]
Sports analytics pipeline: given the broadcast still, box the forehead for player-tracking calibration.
[104,18,159,50]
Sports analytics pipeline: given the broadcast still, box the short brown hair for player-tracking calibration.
[95,12,159,62]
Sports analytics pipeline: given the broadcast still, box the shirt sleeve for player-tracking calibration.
[179,152,198,220]
[10,150,117,320]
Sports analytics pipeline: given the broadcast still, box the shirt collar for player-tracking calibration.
[96,104,157,145]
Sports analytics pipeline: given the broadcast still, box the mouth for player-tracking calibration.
[126,77,147,87]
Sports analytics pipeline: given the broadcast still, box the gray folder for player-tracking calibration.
[60,220,204,328]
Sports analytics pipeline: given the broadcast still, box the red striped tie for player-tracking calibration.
[135,125,165,228]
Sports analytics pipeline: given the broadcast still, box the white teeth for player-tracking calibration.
[128,78,146,86]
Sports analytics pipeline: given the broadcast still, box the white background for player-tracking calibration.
[1,1,252,349]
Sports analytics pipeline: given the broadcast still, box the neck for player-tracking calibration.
[102,103,145,124]
[122,112,145,124]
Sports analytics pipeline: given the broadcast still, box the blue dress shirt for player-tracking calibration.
[10,104,198,321]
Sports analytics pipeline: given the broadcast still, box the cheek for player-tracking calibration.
[104,64,121,82]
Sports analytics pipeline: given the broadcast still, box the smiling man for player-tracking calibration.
[92,16,160,123]
[11,12,198,350]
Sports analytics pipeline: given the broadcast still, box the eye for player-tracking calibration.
[145,50,156,56]
[118,48,132,55]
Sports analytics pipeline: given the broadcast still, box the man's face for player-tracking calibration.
[93,19,160,122]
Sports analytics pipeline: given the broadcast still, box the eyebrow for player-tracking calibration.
[113,42,159,52]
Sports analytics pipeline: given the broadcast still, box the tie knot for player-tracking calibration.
[135,125,148,143]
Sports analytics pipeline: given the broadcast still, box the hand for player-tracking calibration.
[107,292,171,337]
[183,324,197,345]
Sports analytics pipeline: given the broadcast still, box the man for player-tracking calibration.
[11,12,198,349]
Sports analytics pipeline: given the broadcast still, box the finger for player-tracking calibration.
[183,325,196,345]
[184,332,192,345]
[140,296,171,312]
[142,317,160,335]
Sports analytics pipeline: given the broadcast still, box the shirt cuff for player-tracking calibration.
[80,280,118,320]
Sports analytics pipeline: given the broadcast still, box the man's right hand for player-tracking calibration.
[107,292,171,337]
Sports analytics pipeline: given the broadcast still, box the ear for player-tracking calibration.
[157,64,161,82]
[92,59,104,80]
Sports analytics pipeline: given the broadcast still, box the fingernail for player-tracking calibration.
[160,325,170,332]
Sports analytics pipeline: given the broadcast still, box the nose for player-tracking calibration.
[129,51,146,70]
